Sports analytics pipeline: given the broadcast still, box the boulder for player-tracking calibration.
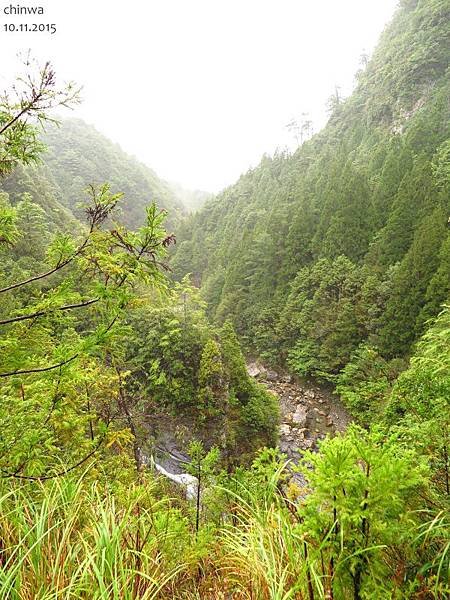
[279,423,292,437]
[247,363,262,378]
[301,439,314,449]
[292,405,308,427]
[266,370,278,382]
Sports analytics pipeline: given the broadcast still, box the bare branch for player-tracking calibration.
[0,435,106,481]
[0,297,99,326]
[0,354,78,378]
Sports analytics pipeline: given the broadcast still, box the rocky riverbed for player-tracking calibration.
[148,362,352,496]
[247,362,352,463]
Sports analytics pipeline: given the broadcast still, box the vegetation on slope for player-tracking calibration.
[0,2,449,597]
[172,0,450,386]
[0,118,184,232]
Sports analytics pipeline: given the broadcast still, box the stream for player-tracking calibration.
[247,362,352,463]
[150,362,352,497]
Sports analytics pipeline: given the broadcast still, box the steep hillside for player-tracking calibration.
[42,119,185,228]
[1,3,449,598]
[0,161,79,233]
[173,0,450,380]
[0,118,184,231]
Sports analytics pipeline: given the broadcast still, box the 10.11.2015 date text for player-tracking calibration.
[3,22,56,33]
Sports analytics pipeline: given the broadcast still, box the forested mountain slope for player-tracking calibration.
[0,118,184,231]
[1,4,449,597]
[173,0,450,384]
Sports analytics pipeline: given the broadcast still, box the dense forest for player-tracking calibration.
[173,0,449,389]
[0,0,449,598]
[0,118,185,230]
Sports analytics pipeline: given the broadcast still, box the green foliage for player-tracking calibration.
[39,118,184,229]
[432,138,450,192]
[124,278,212,412]
[219,320,252,399]
[240,382,279,446]
[0,181,173,478]
[0,59,79,178]
[0,437,445,600]
[0,192,18,246]
[124,283,279,459]
[198,338,225,413]
[173,0,450,381]
[379,205,448,356]
[281,257,371,379]
[335,344,405,424]
[386,305,450,493]
[0,475,204,599]
[298,425,428,598]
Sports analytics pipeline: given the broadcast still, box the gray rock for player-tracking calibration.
[292,405,308,427]
[266,370,278,382]
[247,363,263,378]
[279,424,292,437]
[301,439,314,449]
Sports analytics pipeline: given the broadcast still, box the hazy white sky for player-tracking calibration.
[1,0,398,192]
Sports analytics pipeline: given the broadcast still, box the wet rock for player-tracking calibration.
[248,362,352,483]
[266,370,278,382]
[301,439,314,449]
[279,441,290,453]
[292,405,308,427]
[247,363,265,378]
[280,423,292,437]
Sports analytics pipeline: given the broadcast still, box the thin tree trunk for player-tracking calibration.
[195,464,201,535]
[353,463,370,600]
[304,541,315,600]
[116,365,142,473]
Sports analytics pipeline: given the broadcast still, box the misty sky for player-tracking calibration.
[1,0,398,192]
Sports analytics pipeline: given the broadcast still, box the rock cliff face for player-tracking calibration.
[247,362,352,463]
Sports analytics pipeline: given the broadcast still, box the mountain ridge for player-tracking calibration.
[171,0,450,380]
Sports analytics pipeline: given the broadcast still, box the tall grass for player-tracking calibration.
[0,475,196,599]
[217,468,316,600]
[414,509,450,599]
[0,473,447,599]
